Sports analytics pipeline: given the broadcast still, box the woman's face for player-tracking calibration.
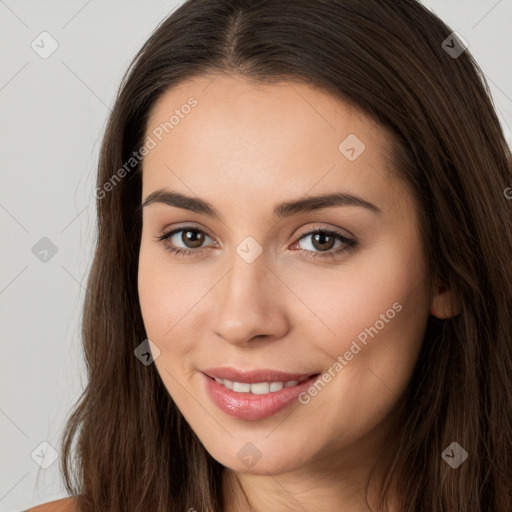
[138,74,433,476]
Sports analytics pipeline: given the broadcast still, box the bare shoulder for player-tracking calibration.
[25,496,78,512]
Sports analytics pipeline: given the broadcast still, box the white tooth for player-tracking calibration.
[233,381,251,392]
[217,379,300,393]
[269,382,284,392]
[251,382,270,394]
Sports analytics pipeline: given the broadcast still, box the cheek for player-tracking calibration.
[287,245,428,446]
[138,239,200,337]
[290,236,429,369]
[138,243,186,352]
[138,249,169,340]
[137,241,222,382]
[137,247,196,401]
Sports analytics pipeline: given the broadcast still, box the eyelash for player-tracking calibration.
[154,226,357,261]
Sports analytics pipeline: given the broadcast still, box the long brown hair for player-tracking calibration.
[61,1,512,510]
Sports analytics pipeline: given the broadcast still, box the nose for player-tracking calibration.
[212,254,289,346]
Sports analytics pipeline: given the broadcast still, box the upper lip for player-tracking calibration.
[201,366,319,383]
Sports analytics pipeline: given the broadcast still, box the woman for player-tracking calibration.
[28,0,512,510]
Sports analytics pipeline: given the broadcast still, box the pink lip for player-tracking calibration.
[201,370,321,421]
[201,366,317,383]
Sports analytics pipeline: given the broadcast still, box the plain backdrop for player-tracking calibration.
[1,1,511,511]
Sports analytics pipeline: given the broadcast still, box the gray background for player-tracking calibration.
[1,1,511,511]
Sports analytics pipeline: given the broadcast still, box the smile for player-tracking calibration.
[201,369,321,420]
[212,376,310,394]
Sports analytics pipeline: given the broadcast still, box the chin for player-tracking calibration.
[204,435,311,476]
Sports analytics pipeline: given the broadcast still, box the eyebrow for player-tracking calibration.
[140,189,382,219]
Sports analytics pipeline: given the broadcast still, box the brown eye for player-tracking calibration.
[181,229,205,248]
[292,228,357,261]
[155,227,215,257]
[310,232,336,251]
[296,229,348,253]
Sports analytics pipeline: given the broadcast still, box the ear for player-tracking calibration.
[430,275,462,319]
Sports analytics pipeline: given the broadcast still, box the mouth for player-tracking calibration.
[201,368,322,420]
[203,373,319,394]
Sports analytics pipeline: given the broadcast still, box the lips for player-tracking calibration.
[201,366,318,383]
[201,367,322,420]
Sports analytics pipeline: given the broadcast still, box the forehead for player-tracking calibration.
[142,74,406,216]
[146,74,381,146]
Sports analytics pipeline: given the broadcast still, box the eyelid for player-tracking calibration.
[293,223,355,240]
[159,222,216,241]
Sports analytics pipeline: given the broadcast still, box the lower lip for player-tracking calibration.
[202,372,320,420]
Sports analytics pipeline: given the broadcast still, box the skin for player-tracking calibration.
[137,73,460,511]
